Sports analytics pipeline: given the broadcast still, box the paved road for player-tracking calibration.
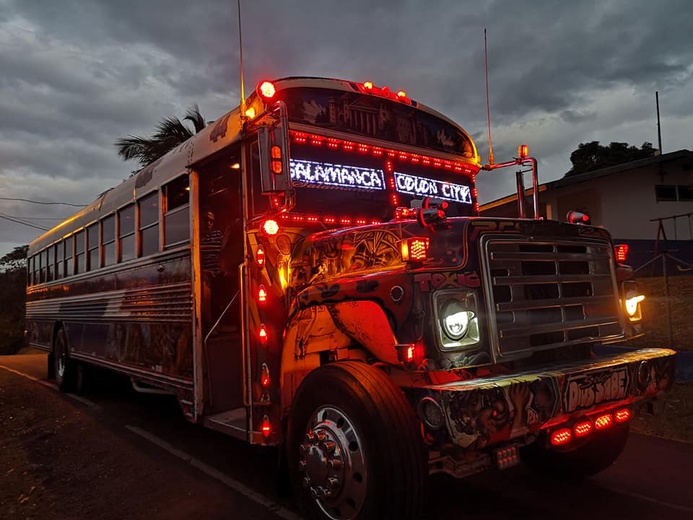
[2,353,692,520]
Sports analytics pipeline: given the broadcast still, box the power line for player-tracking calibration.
[0,213,49,231]
[0,197,84,207]
[0,214,65,221]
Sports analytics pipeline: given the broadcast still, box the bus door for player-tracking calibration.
[196,148,245,414]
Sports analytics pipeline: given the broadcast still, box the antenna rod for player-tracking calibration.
[656,90,662,154]
[238,0,246,115]
[484,29,495,165]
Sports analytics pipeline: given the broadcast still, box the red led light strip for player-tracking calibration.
[290,131,478,177]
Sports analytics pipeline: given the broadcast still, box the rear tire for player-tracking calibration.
[287,361,427,520]
[53,328,78,392]
[521,422,630,480]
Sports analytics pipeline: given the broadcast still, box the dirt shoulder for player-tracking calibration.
[0,367,279,520]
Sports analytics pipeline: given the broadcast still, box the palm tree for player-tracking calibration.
[115,105,208,168]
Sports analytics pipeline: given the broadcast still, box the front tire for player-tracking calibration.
[521,422,630,479]
[287,361,427,520]
[53,328,78,392]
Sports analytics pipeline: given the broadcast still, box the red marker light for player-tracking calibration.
[614,409,631,423]
[594,414,613,430]
[257,81,276,100]
[397,90,407,98]
[256,247,265,267]
[615,244,629,263]
[551,428,572,446]
[260,363,270,388]
[259,324,268,345]
[258,285,267,304]
[363,81,373,90]
[261,415,271,438]
[262,219,279,236]
[573,421,593,438]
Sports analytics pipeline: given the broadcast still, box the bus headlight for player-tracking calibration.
[435,290,480,349]
[622,280,644,321]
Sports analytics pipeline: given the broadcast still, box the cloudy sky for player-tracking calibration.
[1,0,692,258]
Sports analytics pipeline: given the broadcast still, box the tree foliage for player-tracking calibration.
[565,141,657,177]
[114,105,208,168]
[0,245,28,354]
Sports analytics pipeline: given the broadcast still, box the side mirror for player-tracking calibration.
[258,118,291,195]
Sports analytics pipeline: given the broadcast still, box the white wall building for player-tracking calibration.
[480,150,693,271]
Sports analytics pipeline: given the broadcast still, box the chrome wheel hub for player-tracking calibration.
[299,406,367,519]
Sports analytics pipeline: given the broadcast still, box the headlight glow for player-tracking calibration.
[625,293,645,317]
[435,290,480,349]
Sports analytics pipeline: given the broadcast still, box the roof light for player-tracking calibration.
[396,90,407,98]
[517,144,529,159]
[550,428,572,446]
[363,81,373,89]
[262,219,279,236]
[257,81,276,100]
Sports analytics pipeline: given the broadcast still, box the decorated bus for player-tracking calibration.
[26,77,675,519]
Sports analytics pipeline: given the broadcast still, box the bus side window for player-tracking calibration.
[75,231,85,274]
[87,224,99,271]
[102,215,116,267]
[139,192,160,256]
[55,241,64,280]
[119,204,136,262]
[46,245,54,282]
[65,236,74,276]
[163,175,190,248]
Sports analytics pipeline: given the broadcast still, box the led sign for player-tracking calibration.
[290,159,385,191]
[394,172,472,204]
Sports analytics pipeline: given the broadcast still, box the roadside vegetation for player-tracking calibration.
[0,246,27,355]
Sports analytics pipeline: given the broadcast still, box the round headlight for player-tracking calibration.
[441,300,472,340]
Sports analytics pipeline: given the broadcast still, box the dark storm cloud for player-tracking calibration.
[1,0,692,254]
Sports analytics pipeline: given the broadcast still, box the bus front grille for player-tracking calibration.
[481,236,624,359]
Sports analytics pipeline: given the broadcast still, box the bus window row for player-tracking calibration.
[28,175,190,286]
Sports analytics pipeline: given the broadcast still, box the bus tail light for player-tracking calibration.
[401,237,430,263]
[550,428,572,446]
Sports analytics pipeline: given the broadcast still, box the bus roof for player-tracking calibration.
[29,76,479,253]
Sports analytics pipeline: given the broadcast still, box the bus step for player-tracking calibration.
[204,407,248,440]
